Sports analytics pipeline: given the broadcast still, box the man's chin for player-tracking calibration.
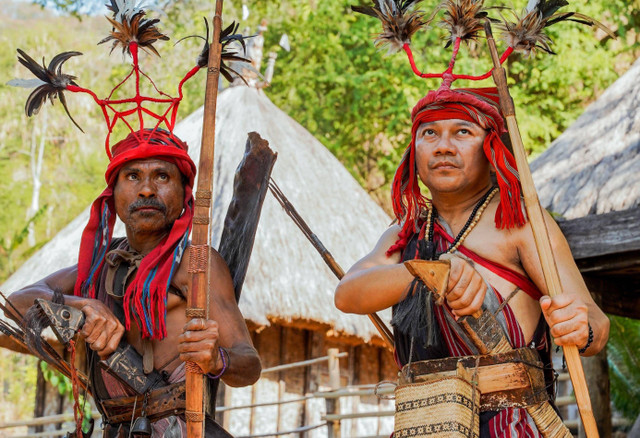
[126,217,171,235]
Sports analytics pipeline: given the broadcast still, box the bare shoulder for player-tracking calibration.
[173,245,233,294]
[208,247,233,278]
[510,207,569,256]
[461,198,523,268]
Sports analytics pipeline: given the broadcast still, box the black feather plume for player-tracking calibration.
[176,19,252,83]
[499,1,615,56]
[352,0,430,53]
[12,49,84,132]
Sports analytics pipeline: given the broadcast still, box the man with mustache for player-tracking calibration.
[8,129,261,437]
[335,87,609,435]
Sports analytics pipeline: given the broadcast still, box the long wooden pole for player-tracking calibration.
[186,1,224,437]
[483,21,599,438]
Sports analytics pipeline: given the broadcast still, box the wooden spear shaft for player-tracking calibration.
[483,21,599,438]
[187,1,224,437]
[267,181,395,350]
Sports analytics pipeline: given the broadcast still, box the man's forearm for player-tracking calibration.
[219,343,261,387]
[335,263,415,314]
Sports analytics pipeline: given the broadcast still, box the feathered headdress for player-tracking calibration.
[9,0,250,156]
[351,0,613,253]
[8,2,251,340]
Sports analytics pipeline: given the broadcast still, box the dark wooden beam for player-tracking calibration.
[558,207,640,260]
[583,275,640,319]
[555,207,640,319]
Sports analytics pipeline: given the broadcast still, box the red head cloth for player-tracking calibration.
[74,128,196,339]
[388,87,525,255]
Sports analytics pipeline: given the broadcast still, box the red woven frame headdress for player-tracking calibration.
[351,0,613,254]
[10,2,250,339]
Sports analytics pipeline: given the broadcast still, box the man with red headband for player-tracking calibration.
[335,87,609,435]
[9,129,261,437]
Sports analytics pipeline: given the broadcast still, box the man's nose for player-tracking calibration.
[137,178,156,197]
[433,133,456,155]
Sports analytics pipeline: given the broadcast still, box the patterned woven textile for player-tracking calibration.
[395,376,480,437]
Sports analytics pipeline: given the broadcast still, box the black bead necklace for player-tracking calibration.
[421,186,498,260]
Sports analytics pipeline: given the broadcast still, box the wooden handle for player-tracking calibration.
[483,20,599,438]
[404,259,451,304]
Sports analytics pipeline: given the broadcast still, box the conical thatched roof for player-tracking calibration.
[2,86,391,341]
[531,58,640,220]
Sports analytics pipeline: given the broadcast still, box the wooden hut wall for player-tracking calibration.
[220,323,396,437]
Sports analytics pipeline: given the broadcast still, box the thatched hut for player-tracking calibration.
[531,57,640,436]
[531,56,640,319]
[2,85,397,436]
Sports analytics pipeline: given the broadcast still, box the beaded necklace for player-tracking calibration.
[421,186,498,260]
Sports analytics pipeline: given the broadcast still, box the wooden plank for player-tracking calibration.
[558,207,640,260]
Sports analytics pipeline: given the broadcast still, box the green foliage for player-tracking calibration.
[607,316,640,419]
[0,349,38,420]
[0,205,47,275]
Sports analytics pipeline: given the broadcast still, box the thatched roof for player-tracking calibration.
[2,86,392,341]
[531,57,640,220]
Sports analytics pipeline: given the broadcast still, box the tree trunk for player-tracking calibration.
[27,110,46,247]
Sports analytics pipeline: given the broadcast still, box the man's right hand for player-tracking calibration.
[440,253,487,318]
[78,299,124,359]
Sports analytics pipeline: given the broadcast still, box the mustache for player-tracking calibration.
[430,158,460,168]
[129,198,167,214]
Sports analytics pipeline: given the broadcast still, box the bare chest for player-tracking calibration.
[446,223,542,342]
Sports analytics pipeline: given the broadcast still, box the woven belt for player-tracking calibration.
[100,382,186,424]
[400,347,550,411]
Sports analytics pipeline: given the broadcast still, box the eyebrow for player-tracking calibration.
[121,166,141,173]
[420,120,478,128]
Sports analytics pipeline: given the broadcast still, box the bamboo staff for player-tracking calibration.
[186,1,225,436]
[483,21,599,438]
[268,180,395,350]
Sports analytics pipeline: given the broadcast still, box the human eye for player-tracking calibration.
[157,173,169,182]
[419,127,436,137]
[458,128,470,135]
[126,172,138,181]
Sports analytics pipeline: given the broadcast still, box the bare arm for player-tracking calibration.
[334,225,416,314]
[177,247,261,387]
[517,209,609,356]
[6,266,125,358]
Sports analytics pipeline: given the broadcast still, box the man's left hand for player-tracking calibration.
[177,318,223,374]
[540,294,589,349]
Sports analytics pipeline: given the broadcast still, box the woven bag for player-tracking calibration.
[394,375,480,438]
